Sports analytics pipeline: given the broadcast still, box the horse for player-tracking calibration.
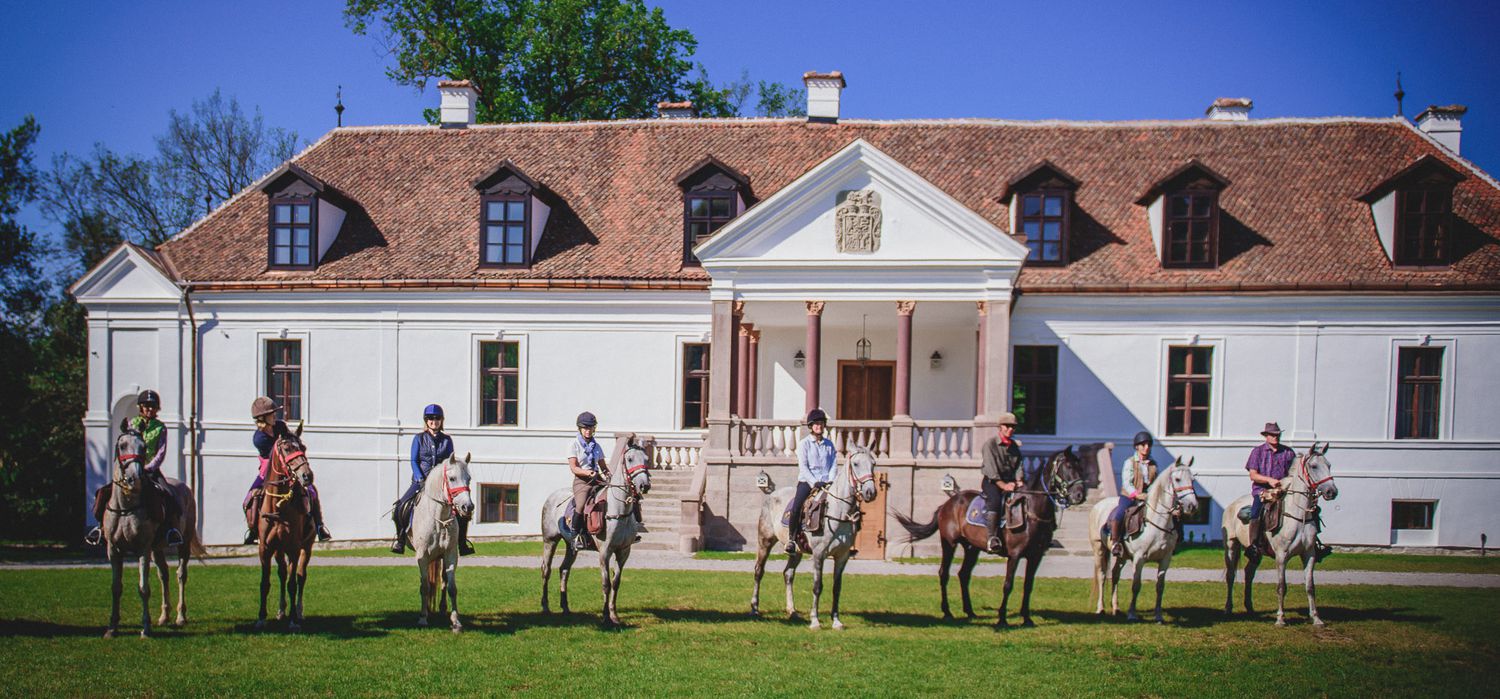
[100,420,161,638]
[894,446,1087,628]
[750,444,879,630]
[1222,442,1339,627]
[540,438,652,626]
[411,451,474,632]
[1088,456,1200,622]
[253,423,316,631]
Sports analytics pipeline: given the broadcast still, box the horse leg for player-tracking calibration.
[1109,557,1124,616]
[541,537,558,613]
[417,556,431,627]
[830,551,851,630]
[1223,539,1240,614]
[255,552,271,630]
[137,554,152,638]
[995,556,1020,629]
[447,554,462,633]
[105,550,123,638]
[958,545,981,619]
[783,552,801,619]
[608,548,629,627]
[1274,556,1289,627]
[938,539,955,619]
[1303,553,1324,627]
[598,547,615,626]
[291,550,308,631]
[558,544,578,614]
[275,555,288,622]
[808,554,825,630]
[750,538,770,617]
[154,547,171,627]
[1092,545,1107,615]
[1153,561,1170,624]
[1019,554,1040,628]
[175,546,189,626]
[1126,558,1145,622]
[1243,550,1260,614]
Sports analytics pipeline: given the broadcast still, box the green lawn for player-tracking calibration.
[316,540,543,558]
[888,546,1500,575]
[0,563,1495,696]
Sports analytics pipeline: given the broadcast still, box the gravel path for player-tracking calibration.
[6,552,1498,588]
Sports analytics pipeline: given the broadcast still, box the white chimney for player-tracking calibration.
[1206,97,1252,121]
[438,80,479,128]
[1416,104,1466,154]
[656,100,697,119]
[803,71,846,123]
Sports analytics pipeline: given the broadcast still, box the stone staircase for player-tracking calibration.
[634,460,698,552]
[1050,490,1112,556]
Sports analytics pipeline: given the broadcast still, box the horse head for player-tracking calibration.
[621,439,651,496]
[445,452,475,519]
[1169,455,1200,517]
[848,444,878,503]
[1048,446,1088,507]
[1303,442,1338,501]
[114,418,147,495]
[273,422,314,489]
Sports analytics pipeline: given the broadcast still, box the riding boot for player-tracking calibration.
[1108,520,1125,558]
[458,517,476,556]
[985,512,1003,554]
[154,479,184,548]
[310,497,332,542]
[390,504,407,554]
[1314,537,1334,563]
[1245,518,1263,563]
[242,496,259,546]
[572,512,594,551]
[84,485,110,546]
[785,522,801,555]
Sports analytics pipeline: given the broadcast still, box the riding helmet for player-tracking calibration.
[806,408,828,425]
[251,396,280,419]
[576,411,598,428]
[136,389,161,408]
[1133,431,1154,447]
[423,404,445,420]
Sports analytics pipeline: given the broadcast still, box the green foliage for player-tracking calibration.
[756,80,807,117]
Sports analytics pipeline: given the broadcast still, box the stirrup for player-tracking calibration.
[165,528,184,547]
[390,539,406,555]
[987,536,1003,553]
[316,525,332,542]
[459,539,476,556]
[84,527,103,547]
[243,530,257,546]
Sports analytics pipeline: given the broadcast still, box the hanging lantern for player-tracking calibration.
[855,314,871,363]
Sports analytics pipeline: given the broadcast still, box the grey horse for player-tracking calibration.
[411,452,474,632]
[1088,456,1199,622]
[751,445,878,630]
[539,439,651,625]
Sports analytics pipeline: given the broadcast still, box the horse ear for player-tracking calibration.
[464,451,472,465]
[293,421,304,438]
[1186,456,1195,468]
[1317,442,1330,455]
[119,417,129,435]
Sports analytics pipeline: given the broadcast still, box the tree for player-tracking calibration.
[0,116,47,328]
[346,0,740,122]
[756,81,807,118]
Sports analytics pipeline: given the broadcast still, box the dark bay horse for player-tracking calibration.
[894,447,1088,628]
[252,424,316,631]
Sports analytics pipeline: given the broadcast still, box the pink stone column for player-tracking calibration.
[805,301,824,413]
[974,301,988,418]
[730,301,744,417]
[736,324,752,418]
[747,328,760,419]
[895,301,916,417]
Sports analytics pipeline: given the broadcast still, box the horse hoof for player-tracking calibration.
[417,617,429,628]
[1155,618,1166,626]
[288,622,300,633]
[157,615,169,627]
[103,629,116,639]
[1274,619,1286,628]
[276,613,285,622]
[832,620,845,630]
[451,625,463,634]
[941,611,953,620]
[749,609,761,618]
[174,616,186,627]
[140,630,151,639]
[1126,614,1138,623]
[1021,619,1036,628]
[965,612,977,620]
[253,620,265,631]
[1312,619,1326,628]
[809,620,821,630]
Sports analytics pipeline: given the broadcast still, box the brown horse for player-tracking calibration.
[894,447,1088,628]
[251,424,316,631]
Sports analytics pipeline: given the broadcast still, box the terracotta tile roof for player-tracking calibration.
[158,117,1500,293]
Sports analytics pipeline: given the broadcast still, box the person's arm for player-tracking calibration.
[1121,458,1139,499]
[145,427,167,472]
[1245,447,1279,488]
[567,442,594,479]
[797,438,814,484]
[410,436,424,482]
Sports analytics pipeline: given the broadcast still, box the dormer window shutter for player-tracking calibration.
[1003,161,1080,265]
[474,162,548,269]
[676,157,751,266]
[1136,160,1231,270]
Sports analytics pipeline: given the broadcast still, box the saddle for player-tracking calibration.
[564,492,609,537]
[1123,501,1148,539]
[963,493,1027,531]
[1235,492,1286,535]
[780,489,828,536]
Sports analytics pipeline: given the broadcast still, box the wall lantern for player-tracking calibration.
[855,314,871,363]
[941,473,958,496]
[793,350,806,368]
[756,470,773,493]
[930,350,943,369]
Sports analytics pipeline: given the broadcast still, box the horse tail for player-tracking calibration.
[893,508,940,543]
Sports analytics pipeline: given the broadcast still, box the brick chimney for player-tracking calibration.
[656,101,696,119]
[1416,105,1466,154]
[803,71,846,123]
[1206,97,1252,121]
[438,80,479,128]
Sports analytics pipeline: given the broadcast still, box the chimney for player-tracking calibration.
[656,101,697,119]
[1416,104,1466,154]
[803,71,846,123]
[1206,97,1252,121]
[438,80,480,128]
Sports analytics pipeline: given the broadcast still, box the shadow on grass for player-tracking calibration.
[0,618,114,637]
[228,613,392,638]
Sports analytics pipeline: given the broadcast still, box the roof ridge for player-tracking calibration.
[319,115,1410,134]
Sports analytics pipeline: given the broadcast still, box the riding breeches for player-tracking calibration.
[981,477,1005,514]
[1109,496,1134,527]
[787,481,814,534]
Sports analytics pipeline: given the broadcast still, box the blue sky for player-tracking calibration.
[2,0,1498,246]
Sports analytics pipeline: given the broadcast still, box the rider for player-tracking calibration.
[786,409,836,555]
[568,411,608,551]
[245,396,332,546]
[1106,431,1158,558]
[390,404,474,556]
[1243,421,1295,561]
[979,412,1024,554]
[84,390,183,548]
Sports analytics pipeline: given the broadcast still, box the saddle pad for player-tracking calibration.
[1125,502,1147,538]
[780,491,826,534]
[964,496,988,527]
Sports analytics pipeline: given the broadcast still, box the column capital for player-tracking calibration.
[805,301,825,316]
[748,329,761,343]
[976,300,989,316]
[738,324,752,337]
[733,300,746,315]
[896,300,917,316]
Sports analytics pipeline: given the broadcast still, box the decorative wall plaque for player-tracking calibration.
[835,190,882,253]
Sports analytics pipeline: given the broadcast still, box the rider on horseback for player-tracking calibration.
[786,409,836,555]
[1106,431,1158,558]
[569,411,607,551]
[244,397,331,546]
[391,404,474,555]
[979,412,1024,553]
[1244,422,1333,563]
[84,390,183,548]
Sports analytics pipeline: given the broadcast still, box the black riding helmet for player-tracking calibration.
[137,389,161,408]
[1133,431,1153,448]
[806,408,828,425]
[576,411,598,428]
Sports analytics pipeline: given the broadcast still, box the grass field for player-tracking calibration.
[0,561,1495,696]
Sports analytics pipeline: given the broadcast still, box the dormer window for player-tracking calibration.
[1136,160,1231,270]
[271,200,315,267]
[1359,155,1465,268]
[474,161,549,269]
[1003,161,1079,265]
[261,163,336,271]
[676,157,751,266]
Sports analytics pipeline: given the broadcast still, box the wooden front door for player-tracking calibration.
[837,360,896,420]
[854,471,889,558]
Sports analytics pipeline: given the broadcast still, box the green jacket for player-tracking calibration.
[130,416,166,471]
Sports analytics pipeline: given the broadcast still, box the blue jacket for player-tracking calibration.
[410,431,454,483]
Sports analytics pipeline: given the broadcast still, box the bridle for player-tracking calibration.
[264,438,308,510]
[604,446,651,520]
[426,457,472,521]
[108,431,146,512]
[1146,464,1198,531]
[1279,453,1333,525]
[1299,453,1335,492]
[1025,451,1084,510]
[823,450,876,521]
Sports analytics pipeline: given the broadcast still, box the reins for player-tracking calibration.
[604,447,650,521]
[823,451,873,523]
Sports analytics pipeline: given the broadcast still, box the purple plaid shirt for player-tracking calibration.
[1245,442,1296,496]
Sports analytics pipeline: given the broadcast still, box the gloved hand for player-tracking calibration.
[814,481,830,489]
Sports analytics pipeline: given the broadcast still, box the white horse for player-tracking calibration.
[540,439,651,625]
[411,452,474,632]
[1088,456,1199,622]
[1222,442,1339,627]
[750,445,878,630]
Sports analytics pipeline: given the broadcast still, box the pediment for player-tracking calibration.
[693,139,1027,267]
[69,244,181,304]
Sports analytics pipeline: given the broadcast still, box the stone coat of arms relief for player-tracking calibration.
[835,190,882,253]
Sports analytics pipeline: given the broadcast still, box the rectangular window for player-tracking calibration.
[1011,346,1058,434]
[1163,192,1217,267]
[1397,189,1452,265]
[1019,191,1068,264]
[682,343,710,429]
[684,194,735,265]
[480,484,520,524]
[1166,346,1213,436]
[1395,347,1443,439]
[1391,500,1435,530]
[270,200,314,268]
[482,196,529,266]
[479,341,521,426]
[265,339,302,421]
